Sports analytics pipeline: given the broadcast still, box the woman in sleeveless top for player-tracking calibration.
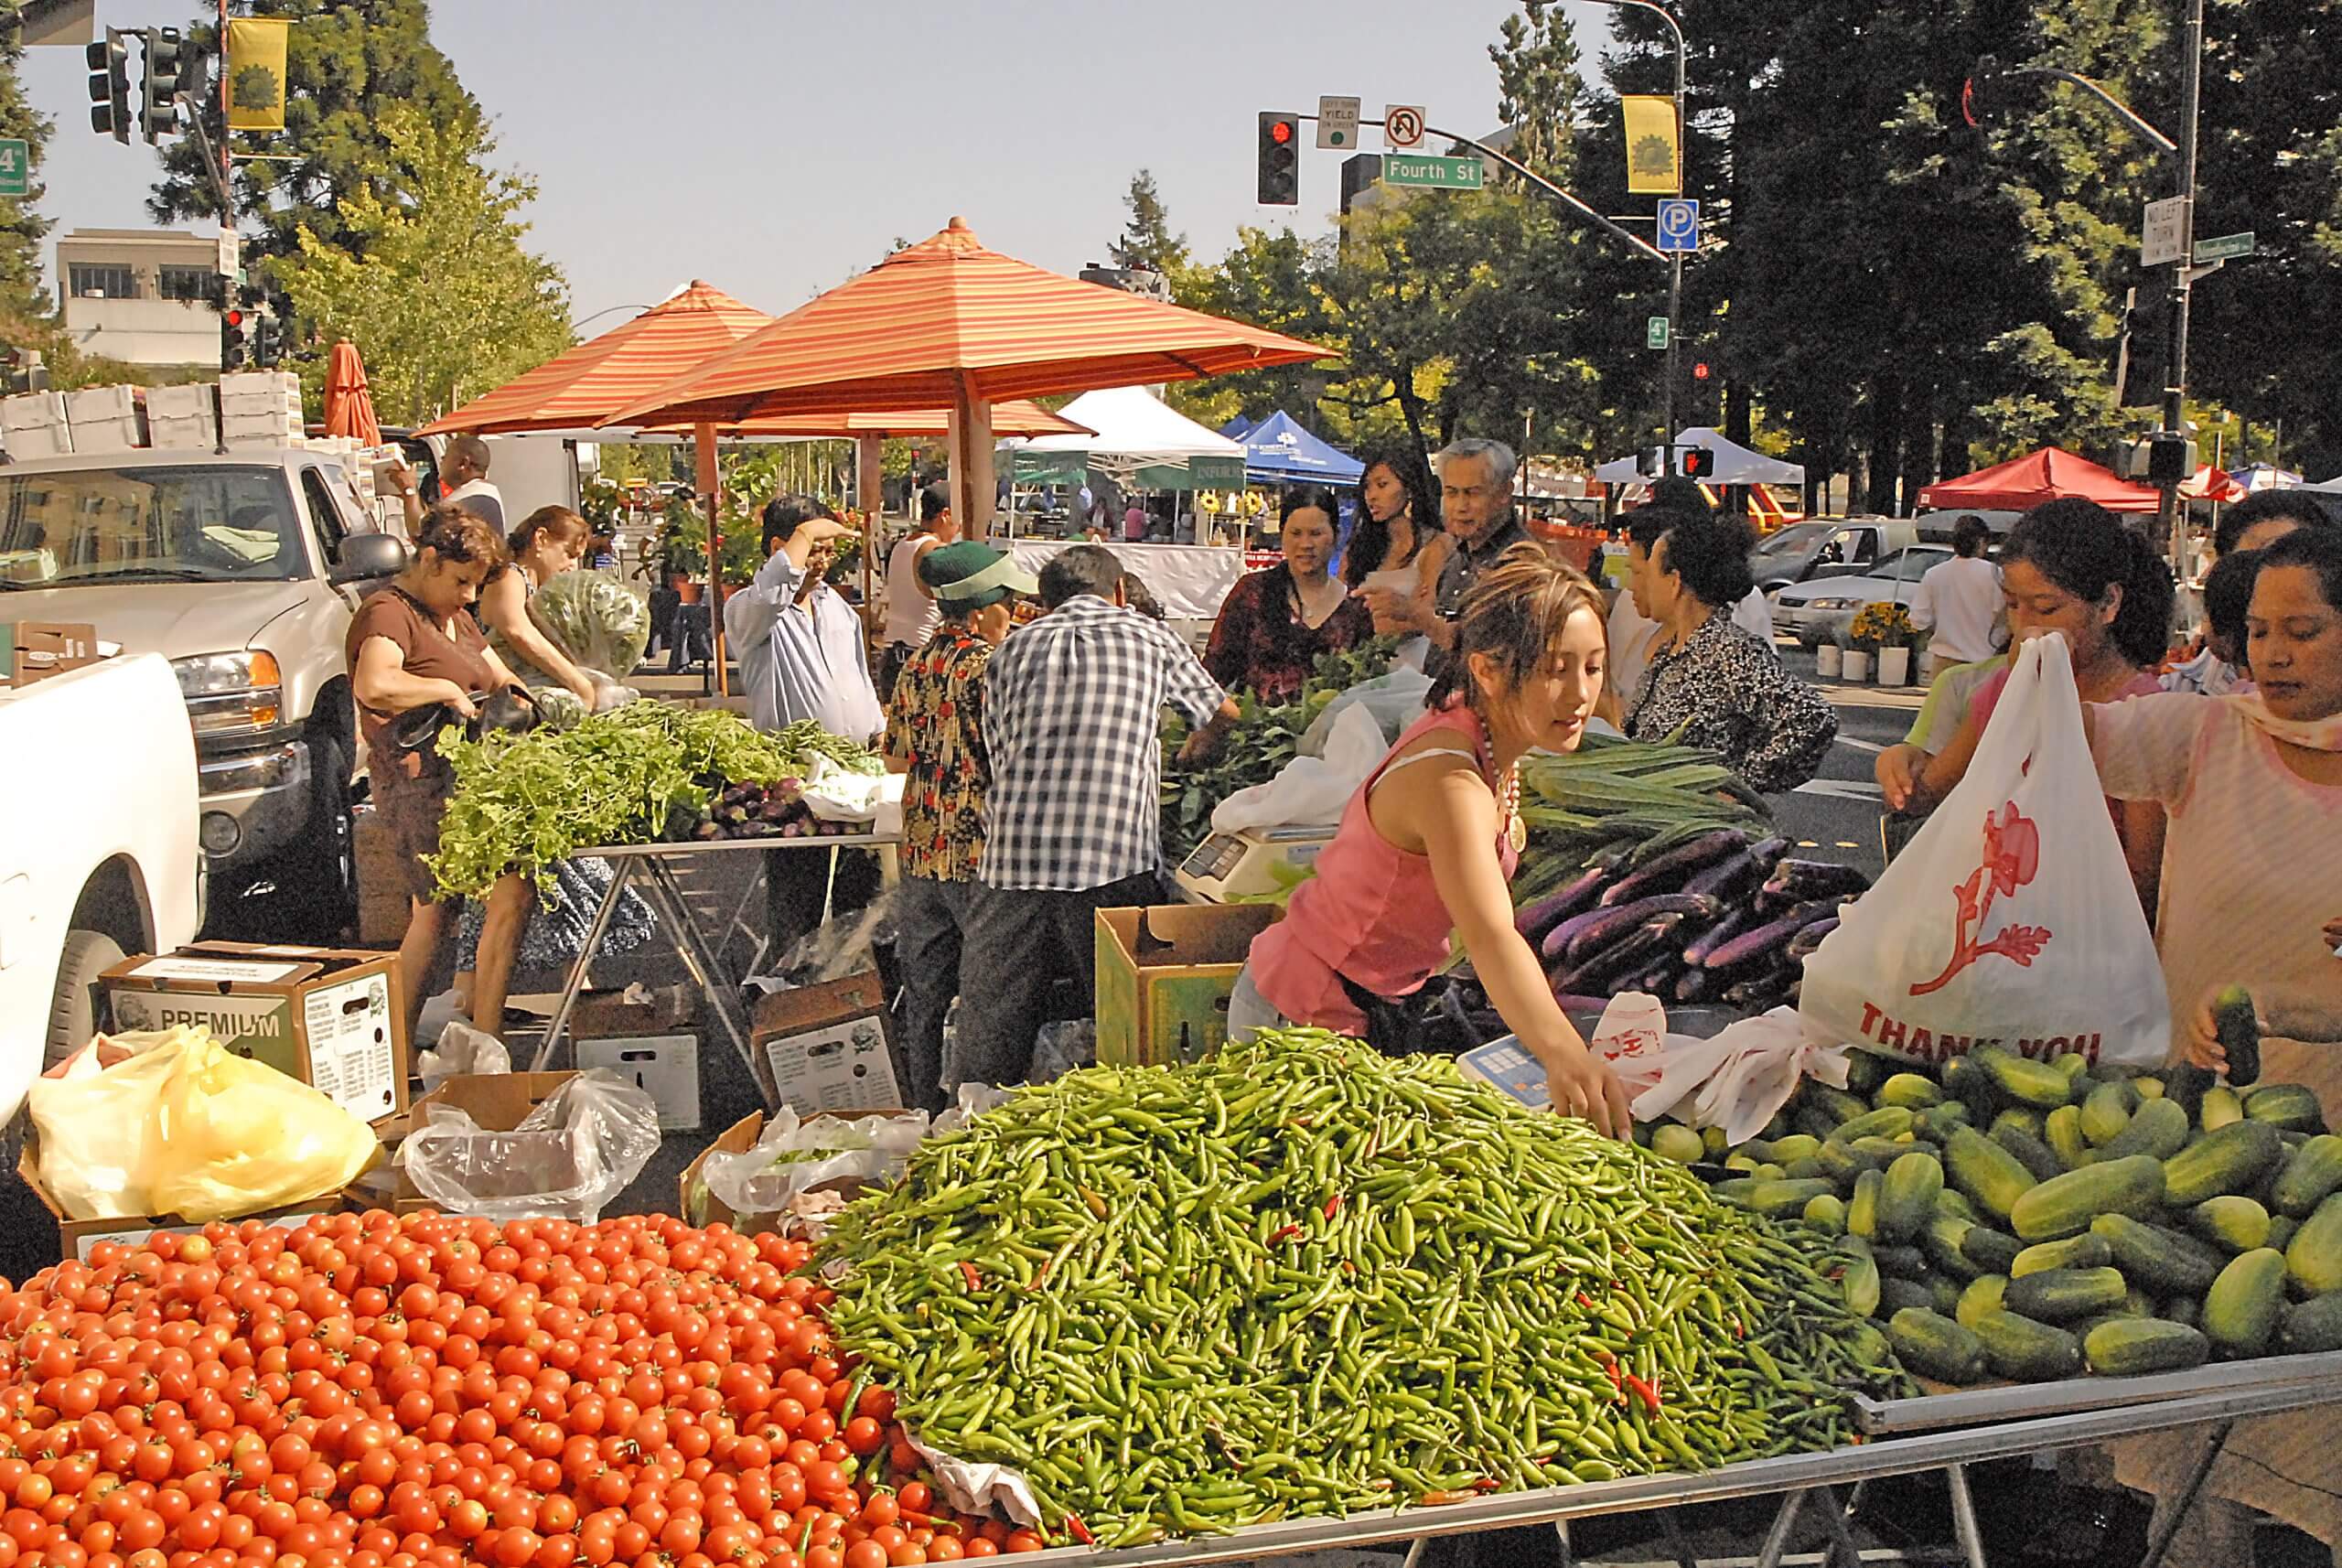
[1345,440,1449,657]
[1234,543,1629,1134]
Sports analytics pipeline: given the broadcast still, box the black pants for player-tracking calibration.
[877,642,914,703]
[668,603,712,672]
[891,874,980,1112]
[952,870,1162,1091]
[762,844,883,972]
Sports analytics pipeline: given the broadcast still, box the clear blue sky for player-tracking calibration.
[26,1,1614,324]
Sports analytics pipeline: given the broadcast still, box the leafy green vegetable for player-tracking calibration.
[424,703,881,899]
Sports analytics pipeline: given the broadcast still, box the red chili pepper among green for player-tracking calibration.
[1622,1373,1663,1413]
[1270,1224,1305,1244]
[1575,1291,1596,1309]
[1065,1513,1095,1546]
[957,1260,982,1292]
[1324,1193,1344,1220]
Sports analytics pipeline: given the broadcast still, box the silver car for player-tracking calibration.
[1769,545,1953,648]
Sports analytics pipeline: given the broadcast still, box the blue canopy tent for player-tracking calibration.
[1241,412,1364,487]
[1219,413,1258,440]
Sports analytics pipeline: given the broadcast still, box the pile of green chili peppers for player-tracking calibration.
[817,1030,1916,1550]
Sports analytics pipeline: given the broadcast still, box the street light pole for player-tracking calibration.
[1595,0,1690,450]
[2158,0,2206,567]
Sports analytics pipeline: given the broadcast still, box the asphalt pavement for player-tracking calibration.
[1766,643,1923,880]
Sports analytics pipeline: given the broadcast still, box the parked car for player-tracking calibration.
[1748,517,1923,593]
[0,447,406,935]
[1769,544,1953,648]
[0,652,202,1163]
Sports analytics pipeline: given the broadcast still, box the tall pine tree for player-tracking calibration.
[0,1,52,318]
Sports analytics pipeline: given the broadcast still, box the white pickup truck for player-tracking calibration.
[0,653,201,1164]
[0,447,406,932]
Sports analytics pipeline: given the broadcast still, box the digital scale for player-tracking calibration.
[1172,822,1337,904]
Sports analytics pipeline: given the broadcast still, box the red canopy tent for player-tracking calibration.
[1916,447,2161,514]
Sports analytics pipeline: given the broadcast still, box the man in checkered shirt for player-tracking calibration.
[958,545,1236,1086]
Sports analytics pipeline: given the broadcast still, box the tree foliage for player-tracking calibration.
[0,2,53,317]
[1108,170,1189,275]
[267,108,571,425]
[149,0,480,267]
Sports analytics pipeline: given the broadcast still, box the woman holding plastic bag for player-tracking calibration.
[1227,545,1631,1135]
[1876,499,2173,906]
[2091,531,2342,1568]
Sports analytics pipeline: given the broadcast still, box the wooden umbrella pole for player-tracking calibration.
[696,421,724,698]
[857,434,883,642]
[947,371,996,542]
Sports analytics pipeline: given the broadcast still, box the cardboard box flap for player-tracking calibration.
[750,973,886,1041]
[1098,904,1274,970]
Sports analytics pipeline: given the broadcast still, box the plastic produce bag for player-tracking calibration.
[521,569,650,682]
[1297,666,1432,756]
[28,1027,380,1222]
[394,1069,658,1223]
[1631,1007,1853,1147]
[1800,634,2170,1069]
[1210,700,1389,836]
[414,1020,510,1093]
[693,1105,933,1227]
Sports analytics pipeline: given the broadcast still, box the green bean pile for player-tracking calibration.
[818,1031,1915,1549]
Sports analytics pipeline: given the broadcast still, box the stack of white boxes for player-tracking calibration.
[218,371,304,448]
[62,384,147,454]
[145,382,218,450]
[1,392,72,458]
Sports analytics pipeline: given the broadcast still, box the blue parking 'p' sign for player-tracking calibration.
[1656,198,1700,253]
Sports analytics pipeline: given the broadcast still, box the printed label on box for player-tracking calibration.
[109,988,294,1069]
[301,973,398,1118]
[763,1016,899,1116]
[129,956,304,984]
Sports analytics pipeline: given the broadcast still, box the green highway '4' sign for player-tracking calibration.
[0,141,27,199]
[1382,154,1484,191]
[1647,317,1670,350]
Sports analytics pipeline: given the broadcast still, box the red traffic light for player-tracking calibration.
[1692,360,1712,381]
[1270,120,1293,144]
[223,308,243,327]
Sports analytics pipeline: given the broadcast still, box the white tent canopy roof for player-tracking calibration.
[1592,426,1805,487]
[998,385,1242,460]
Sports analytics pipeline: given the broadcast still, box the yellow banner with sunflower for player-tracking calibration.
[1622,95,1681,194]
[226,18,289,132]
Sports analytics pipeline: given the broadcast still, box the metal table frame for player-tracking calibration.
[525,834,898,1079]
[1006,1359,2342,1568]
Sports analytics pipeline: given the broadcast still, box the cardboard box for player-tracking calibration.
[679,1107,910,1232]
[149,410,220,451]
[0,391,67,430]
[748,972,900,1114]
[3,422,69,459]
[221,412,303,447]
[570,983,699,1040]
[217,371,301,412]
[1093,904,1277,1069]
[17,1130,351,1261]
[145,382,213,421]
[3,622,100,686]
[70,413,145,454]
[64,383,141,423]
[575,1036,700,1131]
[391,1071,583,1214]
[102,942,409,1122]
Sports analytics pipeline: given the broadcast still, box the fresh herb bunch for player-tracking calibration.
[1159,636,1404,864]
[424,704,882,899]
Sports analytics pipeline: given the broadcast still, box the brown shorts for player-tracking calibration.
[375,778,454,906]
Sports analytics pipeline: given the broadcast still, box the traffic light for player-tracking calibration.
[1257,112,1299,206]
[1679,446,1717,479]
[221,307,247,370]
[86,28,130,143]
[139,27,184,144]
[252,311,283,368]
[1692,360,1712,381]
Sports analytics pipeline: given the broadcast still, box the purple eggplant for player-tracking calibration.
[1598,830,1751,907]
[1552,913,1688,995]
[1700,898,1845,972]
[1681,908,1750,968]
[1516,851,1627,943]
[1559,892,1722,965]
[1681,836,1789,900]
[1787,916,1842,959]
[1760,858,1871,903]
[1674,968,1714,1004]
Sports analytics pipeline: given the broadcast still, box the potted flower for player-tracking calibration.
[659,500,709,603]
[1847,602,1917,685]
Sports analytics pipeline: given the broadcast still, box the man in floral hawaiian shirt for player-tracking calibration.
[881,541,1037,1111]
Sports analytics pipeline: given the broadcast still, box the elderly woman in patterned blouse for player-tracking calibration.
[1623,509,1838,791]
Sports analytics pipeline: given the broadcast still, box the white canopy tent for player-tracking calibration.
[996,385,1245,486]
[1592,426,1805,488]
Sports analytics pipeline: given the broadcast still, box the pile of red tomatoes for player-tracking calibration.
[0,1211,1048,1568]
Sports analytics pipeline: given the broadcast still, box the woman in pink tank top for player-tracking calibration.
[1232,544,1630,1135]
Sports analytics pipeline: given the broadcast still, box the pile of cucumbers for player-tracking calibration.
[1708,1041,2342,1386]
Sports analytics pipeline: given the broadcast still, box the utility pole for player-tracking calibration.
[2157,0,2206,568]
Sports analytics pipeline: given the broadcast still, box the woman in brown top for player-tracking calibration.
[347,504,528,1044]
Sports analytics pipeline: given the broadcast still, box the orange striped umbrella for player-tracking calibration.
[415,281,772,435]
[602,218,1328,427]
[672,401,1092,439]
[320,338,381,446]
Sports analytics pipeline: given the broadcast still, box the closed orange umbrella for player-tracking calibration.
[606,219,1327,427]
[321,339,381,446]
[415,281,772,436]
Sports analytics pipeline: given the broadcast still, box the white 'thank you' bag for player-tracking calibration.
[1799,634,2169,1069]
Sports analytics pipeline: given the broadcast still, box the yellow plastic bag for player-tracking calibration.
[28,1026,380,1222]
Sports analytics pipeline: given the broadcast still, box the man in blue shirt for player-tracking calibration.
[724,495,884,961]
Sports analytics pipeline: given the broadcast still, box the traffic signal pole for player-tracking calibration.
[2158,0,2206,571]
[1591,0,1690,454]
